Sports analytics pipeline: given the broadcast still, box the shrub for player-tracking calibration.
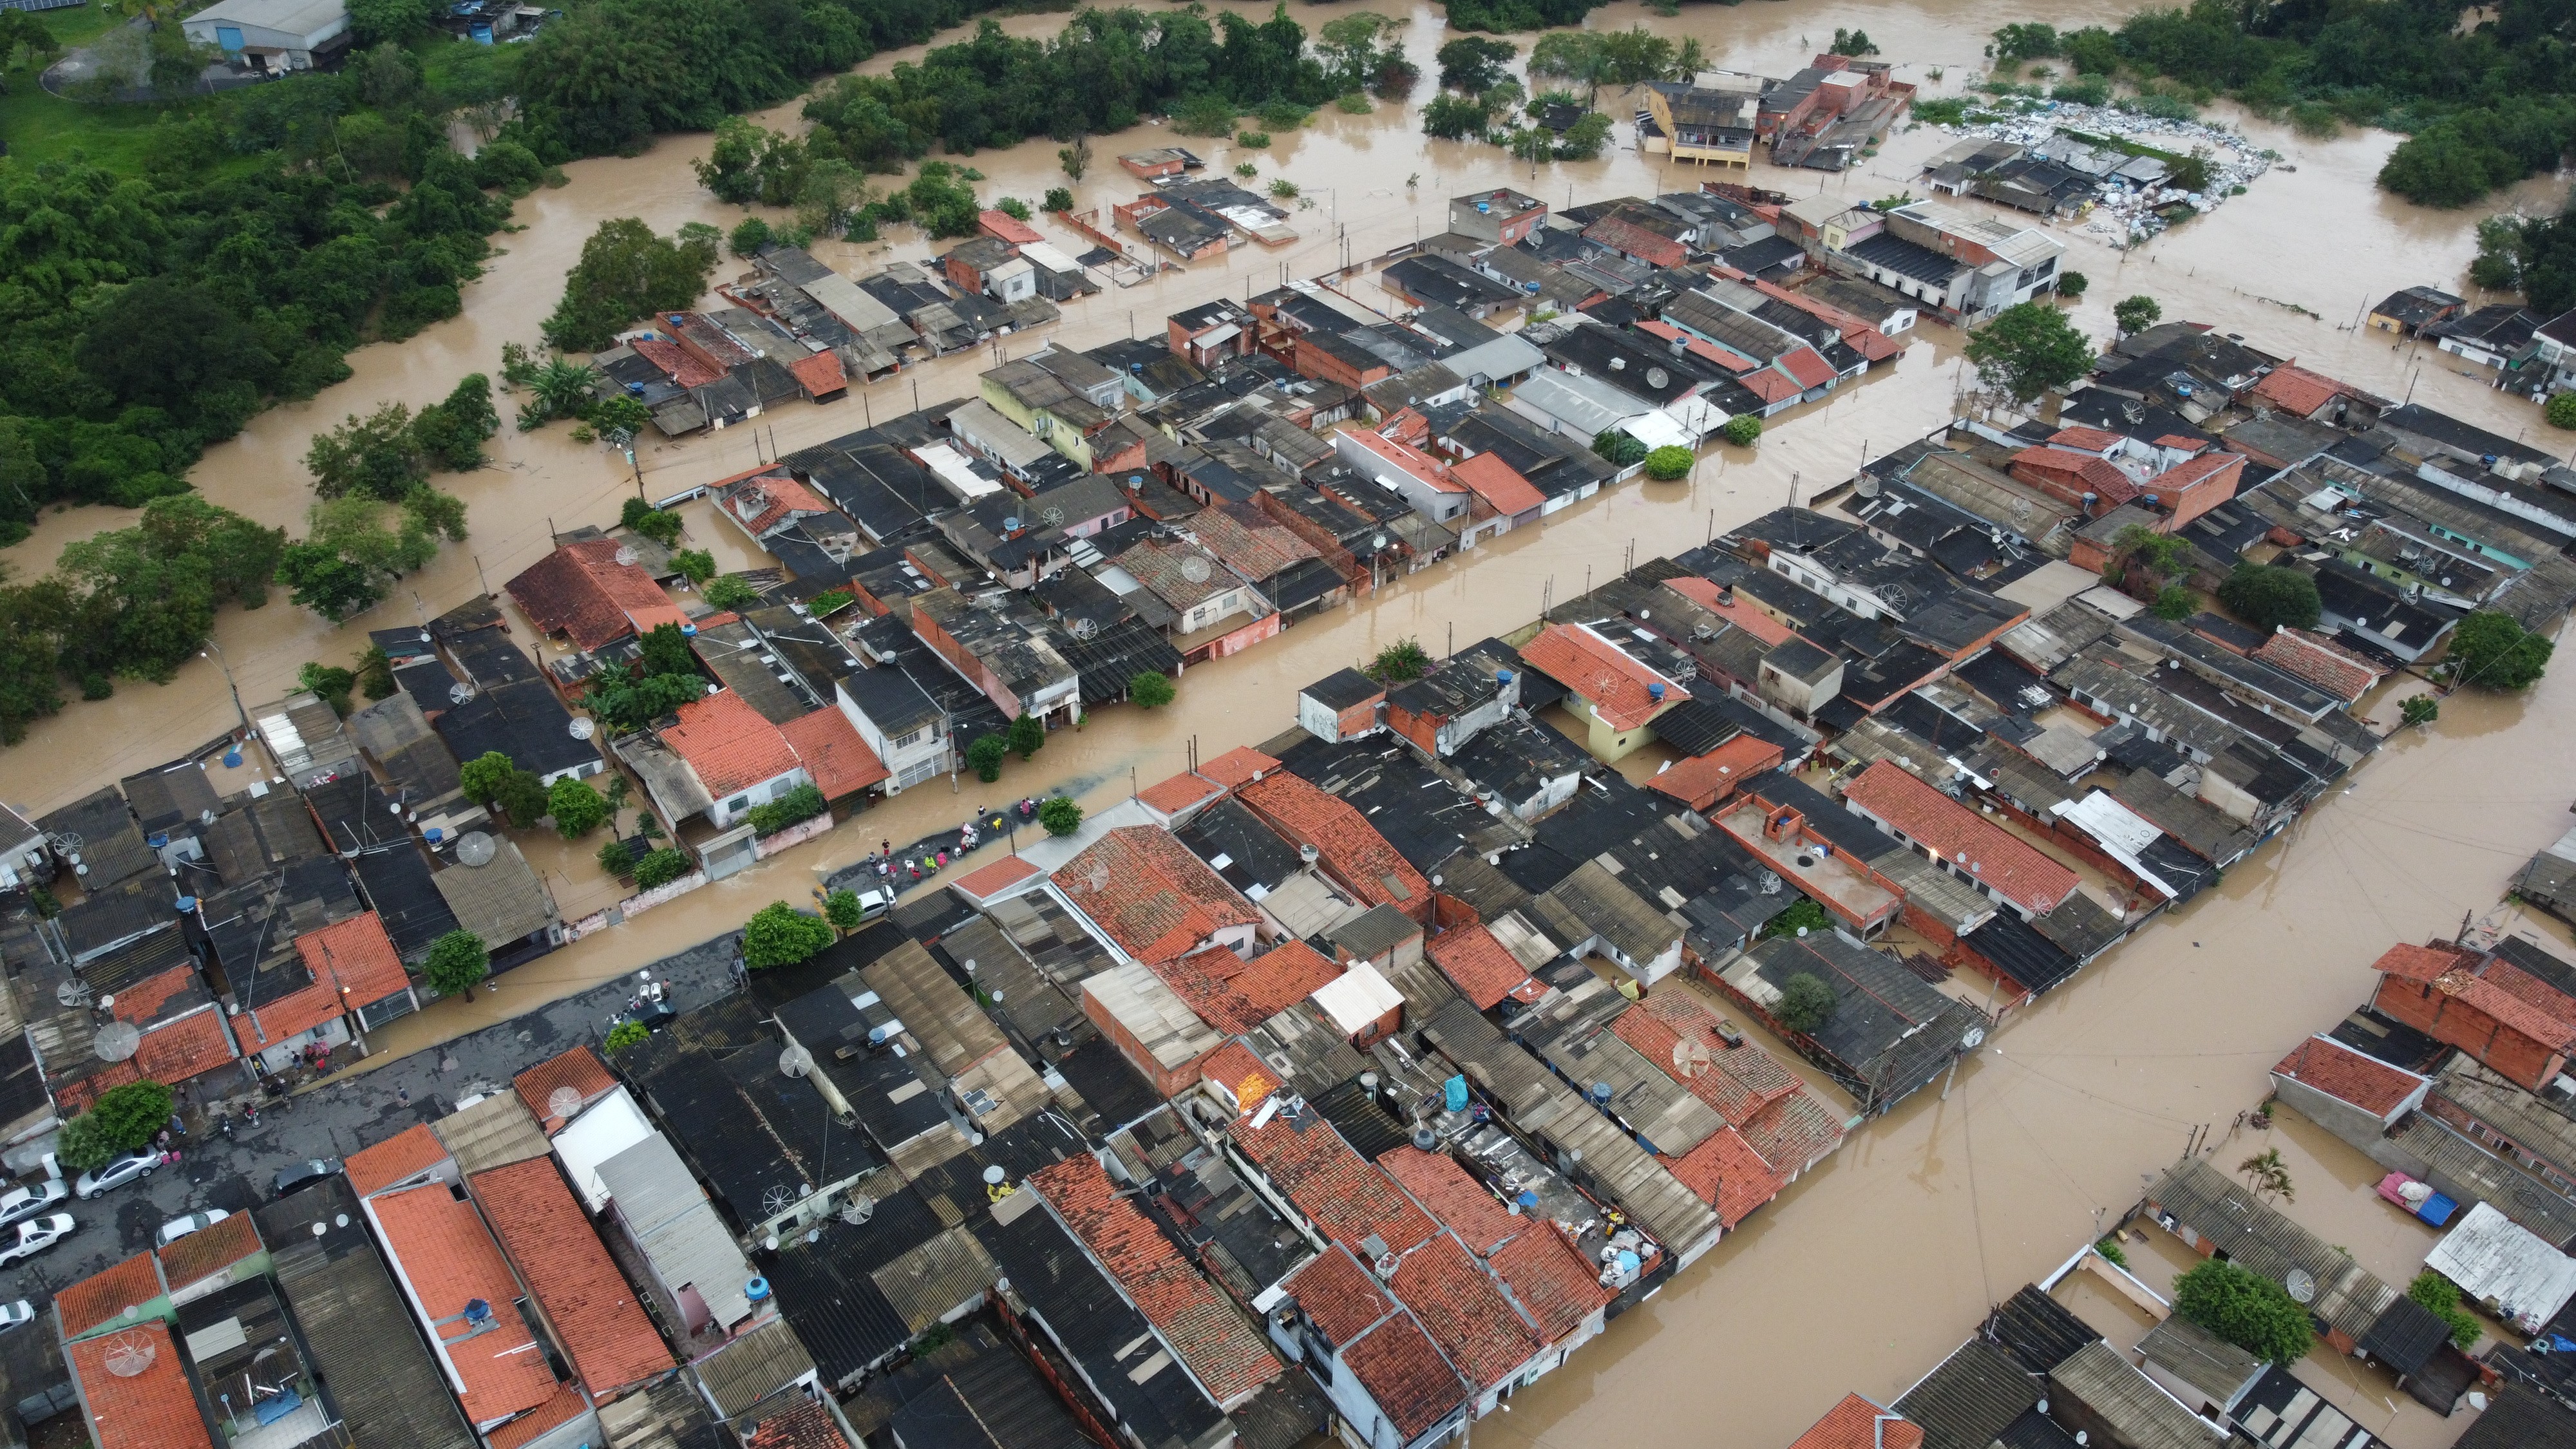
[1367,639,1432,683]
[1270,178,1300,200]
[746,782,828,836]
[1774,972,1838,1034]
[2407,1271,2481,1350]
[1235,161,1259,178]
[2152,585,2195,621]
[1174,93,1238,137]
[824,888,866,931]
[2094,1236,2128,1267]
[1039,796,1083,836]
[301,661,358,716]
[2550,392,2576,430]
[2057,270,2090,299]
[2218,564,2321,630]
[1009,712,1046,759]
[2175,1259,2314,1365]
[1130,670,1176,708]
[1643,445,1694,481]
[995,196,1032,221]
[810,589,853,618]
[728,216,773,258]
[1257,100,1310,130]
[1761,898,1832,940]
[967,734,1008,782]
[549,777,611,838]
[424,929,490,999]
[606,1020,650,1051]
[2115,294,2163,336]
[744,900,834,969]
[596,838,638,878]
[1911,97,1969,125]
[1337,92,1370,113]
[2447,611,2553,690]
[1721,415,1762,446]
[632,848,691,889]
[1593,428,1649,468]
[620,497,684,545]
[1235,129,1273,147]
[672,549,715,584]
[705,576,759,610]
[2401,694,2440,727]
[1043,186,1074,212]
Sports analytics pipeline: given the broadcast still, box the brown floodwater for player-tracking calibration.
[15,0,2576,1437]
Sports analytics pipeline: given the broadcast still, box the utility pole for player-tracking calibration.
[202,640,250,736]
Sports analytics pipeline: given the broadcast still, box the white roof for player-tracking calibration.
[1193,322,1241,350]
[1510,367,1650,436]
[2052,790,2178,900]
[185,0,346,37]
[1018,242,1084,275]
[1445,334,1547,386]
[988,258,1035,280]
[1622,408,1693,452]
[948,397,1052,469]
[918,442,1005,502]
[2427,1201,2576,1332]
[1662,394,1730,440]
[801,274,904,334]
[550,1084,653,1211]
[1309,960,1406,1036]
[596,1132,755,1330]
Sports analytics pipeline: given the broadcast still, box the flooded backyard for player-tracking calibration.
[9,0,2576,1439]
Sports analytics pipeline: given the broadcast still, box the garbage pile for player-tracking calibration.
[1926,97,2270,249]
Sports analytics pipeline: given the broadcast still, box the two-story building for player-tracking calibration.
[909,587,1081,728]
[1446,187,1548,245]
[1640,82,1762,173]
[658,689,812,830]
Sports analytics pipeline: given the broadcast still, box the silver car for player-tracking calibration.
[74,1150,160,1200]
[0,1215,72,1269]
[0,1160,66,1228]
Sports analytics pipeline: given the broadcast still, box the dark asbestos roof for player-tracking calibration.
[256,1176,477,1449]
[1985,1285,2099,1375]
[1179,797,1305,895]
[2454,1380,2576,1449]
[1309,1077,1412,1161]
[349,845,462,963]
[971,1191,1226,1449]
[1962,911,2081,996]
[852,1321,1092,1449]
[1896,1339,2042,1449]
[1053,1036,1163,1132]
[761,1186,941,1387]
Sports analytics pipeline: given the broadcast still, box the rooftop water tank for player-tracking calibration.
[746,1276,772,1303]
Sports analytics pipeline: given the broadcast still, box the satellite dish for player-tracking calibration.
[456,832,497,867]
[93,1021,142,1062]
[1671,1038,1712,1079]
[547,1085,585,1122]
[981,1165,1006,1186]
[780,1044,814,1079]
[1043,505,1065,527]
[100,1334,156,1378]
[46,831,80,858]
[1180,555,1213,583]
[55,978,92,1009]
[449,683,477,706]
[1645,367,1669,388]
[2284,1268,2315,1303]
[1070,617,1099,640]
[1960,1025,1987,1050]
[615,545,639,568]
[840,1194,876,1226]
[762,1184,797,1217]
[570,717,596,740]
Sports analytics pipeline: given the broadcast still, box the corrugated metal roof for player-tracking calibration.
[596,1132,757,1329]
[2136,1314,2261,1405]
[2046,1340,2227,1449]
[2149,1158,2396,1341]
[2426,1201,2576,1331]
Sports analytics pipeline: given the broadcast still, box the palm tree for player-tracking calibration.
[530,359,600,421]
[2237,1148,2296,1204]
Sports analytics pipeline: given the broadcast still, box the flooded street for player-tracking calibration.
[12,0,2576,1437]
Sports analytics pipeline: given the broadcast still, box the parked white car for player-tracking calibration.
[156,1209,230,1246]
[0,1300,32,1331]
[74,1150,160,1200]
[0,1159,67,1228]
[0,1215,72,1269]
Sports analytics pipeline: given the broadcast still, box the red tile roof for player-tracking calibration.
[1582,214,1687,267]
[471,1156,674,1396]
[1485,1224,1609,1345]
[1839,760,2079,914]
[134,1010,237,1085]
[1387,1232,1535,1389]
[1153,940,1341,1036]
[1197,1041,1277,1114]
[297,909,410,1005]
[155,1210,260,1288]
[1051,826,1262,965]
[487,1383,590,1449]
[515,1045,618,1134]
[2047,426,2124,453]
[368,1182,558,1420]
[1737,368,1802,405]
[1661,576,1797,646]
[1629,989,1843,1175]
[347,1123,450,1199]
[2376,943,2576,1048]
[1517,623,1684,732]
[1237,771,1430,918]
[2252,629,2385,704]
[949,854,1041,901]
[1776,345,1836,392]
[2144,451,2244,504]
[53,1061,140,1113]
[1649,734,1785,810]
[2272,1035,2423,1117]
[663,689,804,799]
[779,706,889,799]
[1231,1110,1437,1257]
[1739,274,1904,363]
[1634,319,1755,373]
[721,473,837,536]
[2154,434,2208,451]
[1341,1312,1470,1440]
[57,1251,166,1338]
[2011,446,2138,505]
[1788,1394,1922,1449]
[1030,1155,1283,1405]
[2251,363,2347,417]
[1197,746,1279,789]
[743,1398,855,1449]
[1194,500,1321,582]
[71,1320,212,1449]
[788,350,846,399]
[632,337,721,389]
[1450,453,1547,517]
[1282,1242,1394,1345]
[1138,770,1224,817]
[1660,1124,1783,1229]
[507,538,690,653]
[2373,942,2473,986]
[978,209,1044,246]
[1378,1146,1520,1255]
[1423,924,1540,1011]
[107,965,198,1025]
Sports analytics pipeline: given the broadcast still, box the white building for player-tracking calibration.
[182,0,350,72]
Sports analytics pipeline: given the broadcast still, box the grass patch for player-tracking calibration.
[1,6,226,175]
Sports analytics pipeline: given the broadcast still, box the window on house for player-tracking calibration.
[726,795,750,813]
[893,727,925,749]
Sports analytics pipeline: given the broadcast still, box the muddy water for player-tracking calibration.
[13,0,2576,1435]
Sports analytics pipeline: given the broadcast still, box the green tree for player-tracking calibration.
[2447,611,2553,689]
[412,374,500,472]
[1039,795,1083,836]
[462,751,520,807]
[1965,301,2095,403]
[824,887,866,931]
[2175,1259,2314,1366]
[2401,694,2441,728]
[1643,445,1694,481]
[355,644,396,701]
[1774,972,1837,1034]
[744,900,833,969]
[542,218,723,352]
[348,0,437,45]
[1761,898,1831,940]
[305,403,427,500]
[1043,186,1074,212]
[549,777,611,838]
[2152,585,2195,621]
[2114,294,2163,336]
[1367,638,1432,682]
[2551,393,2576,430]
[632,848,690,889]
[2057,270,2090,299]
[1721,415,1762,446]
[1009,712,1045,759]
[705,576,759,610]
[1058,136,1091,184]
[1990,23,2060,63]
[966,734,1007,782]
[1422,93,1491,139]
[728,216,773,258]
[621,498,685,547]
[1593,429,1648,468]
[2217,564,2320,630]
[994,196,1032,222]
[88,1081,175,1151]
[424,929,491,1000]
[1130,670,1176,708]
[1436,36,1516,91]
[672,549,716,585]
[597,837,638,878]
[301,661,357,716]
[2407,1271,2481,1350]
[605,1020,650,1051]
[0,9,63,71]
[1830,28,1878,57]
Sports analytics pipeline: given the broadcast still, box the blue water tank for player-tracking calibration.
[1647,681,1666,701]
[746,1276,772,1302]
[1495,668,1513,684]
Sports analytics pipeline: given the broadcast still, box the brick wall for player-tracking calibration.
[2369,976,2566,1090]
[1081,989,1208,1101]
